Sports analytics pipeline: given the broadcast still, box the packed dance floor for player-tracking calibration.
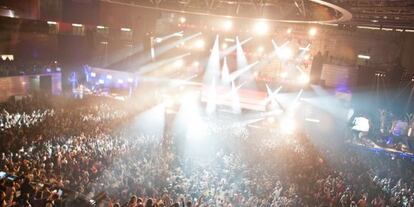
[1,0,414,207]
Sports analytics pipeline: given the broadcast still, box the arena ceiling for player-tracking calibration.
[104,0,414,28]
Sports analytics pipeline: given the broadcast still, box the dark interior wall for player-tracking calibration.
[401,33,414,72]
[62,0,100,25]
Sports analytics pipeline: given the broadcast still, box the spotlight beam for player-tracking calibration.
[228,61,259,82]
[137,53,191,75]
[264,85,283,105]
[154,31,184,43]
[220,37,253,59]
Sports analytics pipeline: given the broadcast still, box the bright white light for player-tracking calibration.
[179,17,186,23]
[304,54,310,60]
[90,72,96,77]
[173,59,184,68]
[194,39,205,49]
[223,19,233,31]
[155,38,162,43]
[106,75,112,80]
[267,116,275,124]
[298,74,310,84]
[254,21,269,35]
[280,72,288,79]
[127,78,134,83]
[56,67,61,72]
[164,99,175,108]
[254,71,259,77]
[97,25,106,29]
[98,79,104,84]
[121,27,131,32]
[221,43,228,49]
[181,92,198,105]
[47,21,57,25]
[277,47,293,60]
[118,79,124,84]
[192,61,200,67]
[280,117,295,134]
[72,23,83,27]
[308,27,317,37]
[257,46,264,53]
[287,28,292,34]
[358,54,370,60]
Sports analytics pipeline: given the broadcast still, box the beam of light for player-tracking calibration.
[228,61,259,82]
[206,79,217,114]
[236,36,249,69]
[137,53,191,75]
[305,118,321,123]
[234,36,257,90]
[264,85,283,105]
[154,32,202,57]
[230,81,242,114]
[297,44,311,60]
[280,116,296,134]
[154,31,184,43]
[220,37,252,59]
[221,57,230,85]
[128,33,202,71]
[131,104,165,138]
[203,35,221,85]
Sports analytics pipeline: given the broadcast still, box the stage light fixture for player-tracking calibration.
[223,19,233,31]
[194,39,205,49]
[308,27,317,37]
[298,74,310,84]
[254,21,269,35]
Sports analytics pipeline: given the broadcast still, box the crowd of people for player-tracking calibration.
[0,95,414,207]
[0,59,61,77]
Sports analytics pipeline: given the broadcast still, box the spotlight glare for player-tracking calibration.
[308,27,317,37]
[155,38,162,43]
[192,61,200,67]
[267,116,275,124]
[179,17,186,23]
[106,75,112,80]
[277,47,293,60]
[287,28,292,34]
[254,21,269,35]
[173,59,185,68]
[194,39,205,49]
[223,19,233,31]
[280,117,295,134]
[298,74,310,84]
[257,46,264,53]
[90,72,96,77]
[221,43,228,49]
